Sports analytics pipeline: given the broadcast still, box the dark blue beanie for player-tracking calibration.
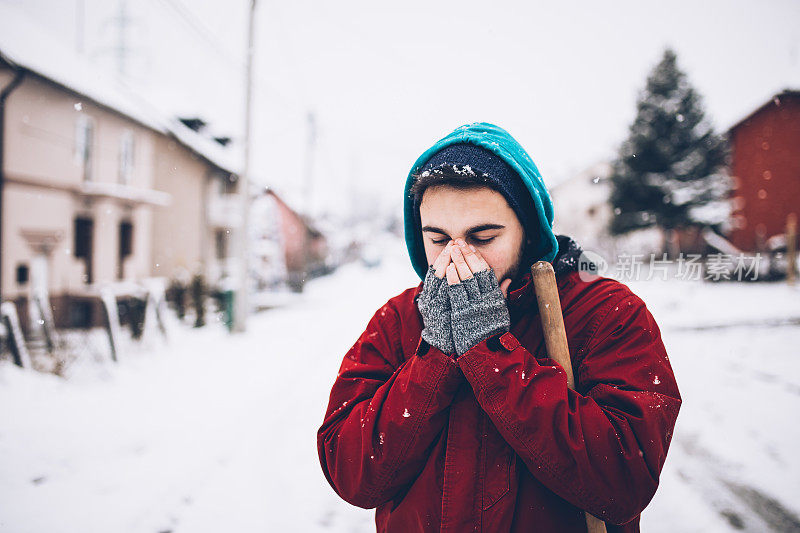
[412,143,539,271]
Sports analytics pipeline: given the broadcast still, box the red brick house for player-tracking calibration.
[726,89,800,252]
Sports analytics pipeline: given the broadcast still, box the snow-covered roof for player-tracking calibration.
[0,3,241,175]
[548,160,613,193]
[725,88,800,134]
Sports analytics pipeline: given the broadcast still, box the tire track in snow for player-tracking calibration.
[675,434,800,532]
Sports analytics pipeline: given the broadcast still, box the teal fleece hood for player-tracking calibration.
[403,122,558,280]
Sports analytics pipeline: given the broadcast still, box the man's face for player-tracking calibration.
[419,185,526,285]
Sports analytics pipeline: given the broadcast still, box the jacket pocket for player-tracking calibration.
[481,415,515,510]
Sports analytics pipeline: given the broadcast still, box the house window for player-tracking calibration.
[215,229,229,260]
[75,116,95,182]
[119,131,135,185]
[118,221,133,279]
[74,217,94,284]
[220,173,237,195]
[16,264,29,285]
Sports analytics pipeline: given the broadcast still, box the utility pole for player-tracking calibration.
[76,0,85,55]
[232,0,257,333]
[114,0,131,77]
[348,149,359,225]
[98,0,134,77]
[304,111,317,217]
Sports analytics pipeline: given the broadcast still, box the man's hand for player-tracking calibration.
[416,241,456,355]
[445,239,513,297]
[445,239,512,356]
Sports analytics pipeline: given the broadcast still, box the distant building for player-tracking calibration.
[550,161,682,262]
[249,187,289,291]
[726,89,800,252]
[251,187,329,291]
[150,124,241,287]
[550,161,617,258]
[0,6,241,332]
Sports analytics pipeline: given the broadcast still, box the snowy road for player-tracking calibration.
[1,242,800,532]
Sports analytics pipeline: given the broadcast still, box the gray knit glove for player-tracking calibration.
[448,268,511,356]
[416,265,456,355]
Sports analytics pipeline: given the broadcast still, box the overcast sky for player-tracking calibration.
[5,0,800,218]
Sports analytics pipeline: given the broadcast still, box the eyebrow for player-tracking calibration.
[421,223,505,235]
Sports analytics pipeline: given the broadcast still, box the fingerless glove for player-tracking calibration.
[448,268,511,356]
[416,265,456,355]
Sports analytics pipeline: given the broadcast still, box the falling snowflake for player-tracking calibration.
[653,375,661,385]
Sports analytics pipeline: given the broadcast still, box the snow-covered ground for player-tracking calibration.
[1,239,799,533]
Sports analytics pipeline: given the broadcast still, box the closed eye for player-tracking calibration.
[431,236,495,245]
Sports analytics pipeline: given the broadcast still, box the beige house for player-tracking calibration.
[150,122,242,286]
[0,8,241,332]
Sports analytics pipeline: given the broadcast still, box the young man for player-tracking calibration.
[317,123,681,532]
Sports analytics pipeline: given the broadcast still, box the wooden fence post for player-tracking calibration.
[1,302,32,368]
[100,290,122,362]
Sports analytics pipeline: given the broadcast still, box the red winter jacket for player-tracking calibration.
[317,268,681,532]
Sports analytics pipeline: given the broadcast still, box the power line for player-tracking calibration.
[269,2,311,107]
[150,0,244,70]
[313,1,415,70]
[148,0,308,112]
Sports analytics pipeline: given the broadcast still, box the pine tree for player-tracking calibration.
[609,48,732,239]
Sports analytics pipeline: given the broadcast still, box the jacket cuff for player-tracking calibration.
[415,336,457,360]
[456,332,533,398]
[414,337,463,384]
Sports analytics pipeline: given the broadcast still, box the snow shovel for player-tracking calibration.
[531,261,608,533]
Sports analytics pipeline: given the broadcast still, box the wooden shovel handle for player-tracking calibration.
[531,261,607,533]
[531,261,575,389]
